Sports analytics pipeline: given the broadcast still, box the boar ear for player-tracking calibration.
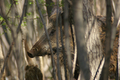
[50,6,61,16]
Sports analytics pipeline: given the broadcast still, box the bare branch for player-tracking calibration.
[0,42,14,79]
[0,0,15,41]
[0,0,16,25]
[16,0,28,34]
[64,0,73,79]
[56,0,62,80]
[60,12,68,80]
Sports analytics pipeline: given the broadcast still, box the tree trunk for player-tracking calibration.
[73,0,104,80]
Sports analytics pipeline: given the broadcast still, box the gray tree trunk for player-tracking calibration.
[73,0,104,80]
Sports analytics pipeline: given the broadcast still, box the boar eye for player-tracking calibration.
[49,29,56,36]
[33,48,38,51]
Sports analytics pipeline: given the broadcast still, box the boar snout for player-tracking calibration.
[27,51,34,58]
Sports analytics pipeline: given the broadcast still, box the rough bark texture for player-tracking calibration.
[73,0,104,80]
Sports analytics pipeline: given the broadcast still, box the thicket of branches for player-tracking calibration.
[0,0,120,80]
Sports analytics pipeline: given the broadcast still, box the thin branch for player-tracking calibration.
[0,0,15,41]
[70,23,75,52]
[71,24,77,76]
[56,0,61,80]
[60,12,68,80]
[0,0,16,25]
[16,0,28,34]
[93,55,104,80]
[111,0,116,15]
[35,0,56,80]
[0,42,14,79]
[64,0,73,79]
[7,14,48,20]
[100,0,112,80]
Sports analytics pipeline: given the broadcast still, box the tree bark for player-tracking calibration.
[73,0,104,80]
[73,0,91,80]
